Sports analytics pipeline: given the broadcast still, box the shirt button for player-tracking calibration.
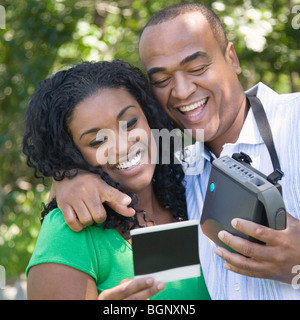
[234,283,240,291]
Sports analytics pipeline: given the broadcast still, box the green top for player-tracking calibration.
[26,208,210,300]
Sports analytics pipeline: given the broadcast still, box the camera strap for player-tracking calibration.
[245,94,284,184]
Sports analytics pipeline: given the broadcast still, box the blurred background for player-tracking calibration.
[0,0,299,299]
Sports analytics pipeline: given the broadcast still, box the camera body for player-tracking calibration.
[200,154,286,251]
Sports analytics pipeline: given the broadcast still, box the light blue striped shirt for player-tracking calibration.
[185,82,300,299]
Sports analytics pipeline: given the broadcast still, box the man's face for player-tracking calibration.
[139,12,245,146]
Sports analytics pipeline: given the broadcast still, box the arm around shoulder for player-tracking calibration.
[52,171,135,231]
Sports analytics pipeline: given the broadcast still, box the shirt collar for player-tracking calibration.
[202,82,278,158]
[202,110,262,160]
[224,82,277,148]
[203,144,213,162]
[232,104,263,146]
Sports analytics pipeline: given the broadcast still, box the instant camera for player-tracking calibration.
[200,152,286,251]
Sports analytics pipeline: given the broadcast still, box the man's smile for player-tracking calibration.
[174,97,209,124]
[178,97,208,114]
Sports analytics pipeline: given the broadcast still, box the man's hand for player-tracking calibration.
[52,171,135,232]
[98,277,165,300]
[214,213,300,284]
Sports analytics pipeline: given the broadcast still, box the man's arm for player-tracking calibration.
[51,171,135,231]
[215,213,300,283]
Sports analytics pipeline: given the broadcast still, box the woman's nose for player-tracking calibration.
[115,134,129,161]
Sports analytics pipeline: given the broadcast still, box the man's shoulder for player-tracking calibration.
[278,90,300,104]
[247,82,300,105]
[247,83,300,123]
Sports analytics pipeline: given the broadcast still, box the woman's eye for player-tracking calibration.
[89,136,107,147]
[123,118,137,130]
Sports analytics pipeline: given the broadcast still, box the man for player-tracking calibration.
[52,3,300,299]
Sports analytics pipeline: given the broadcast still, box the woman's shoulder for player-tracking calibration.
[25,208,106,279]
[41,207,69,228]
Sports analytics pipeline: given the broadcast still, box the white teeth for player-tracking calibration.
[116,151,142,170]
[179,98,208,113]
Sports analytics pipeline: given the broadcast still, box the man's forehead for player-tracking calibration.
[139,12,213,69]
[140,11,209,43]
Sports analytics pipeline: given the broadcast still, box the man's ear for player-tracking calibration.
[225,42,242,75]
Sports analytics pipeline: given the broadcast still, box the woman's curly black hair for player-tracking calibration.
[23,59,187,236]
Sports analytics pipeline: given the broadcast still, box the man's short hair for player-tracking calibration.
[140,3,228,54]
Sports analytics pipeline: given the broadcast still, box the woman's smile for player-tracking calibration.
[115,149,142,170]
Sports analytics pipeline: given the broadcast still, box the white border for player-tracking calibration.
[130,219,199,236]
[134,264,201,283]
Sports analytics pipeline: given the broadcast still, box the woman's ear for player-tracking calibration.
[225,42,242,75]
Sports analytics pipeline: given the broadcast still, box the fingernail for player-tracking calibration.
[146,278,154,285]
[215,248,223,258]
[122,197,131,205]
[231,219,238,228]
[224,263,231,270]
[157,282,165,291]
[218,231,225,240]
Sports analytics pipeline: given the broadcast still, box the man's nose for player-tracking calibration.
[171,72,197,101]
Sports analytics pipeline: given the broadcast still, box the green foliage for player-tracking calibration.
[0,0,299,277]
[0,0,92,276]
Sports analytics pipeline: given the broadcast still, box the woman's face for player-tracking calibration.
[68,87,156,193]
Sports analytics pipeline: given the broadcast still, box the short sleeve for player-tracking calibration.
[26,208,98,281]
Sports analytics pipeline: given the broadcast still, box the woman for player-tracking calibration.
[23,60,210,300]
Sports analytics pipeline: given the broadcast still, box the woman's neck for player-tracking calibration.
[134,183,176,227]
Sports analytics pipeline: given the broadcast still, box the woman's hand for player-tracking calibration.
[98,277,165,300]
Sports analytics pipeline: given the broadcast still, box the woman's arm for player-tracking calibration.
[27,263,99,300]
[27,263,165,300]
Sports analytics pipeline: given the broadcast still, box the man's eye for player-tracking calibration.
[151,78,170,88]
[89,136,107,147]
[190,65,207,74]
